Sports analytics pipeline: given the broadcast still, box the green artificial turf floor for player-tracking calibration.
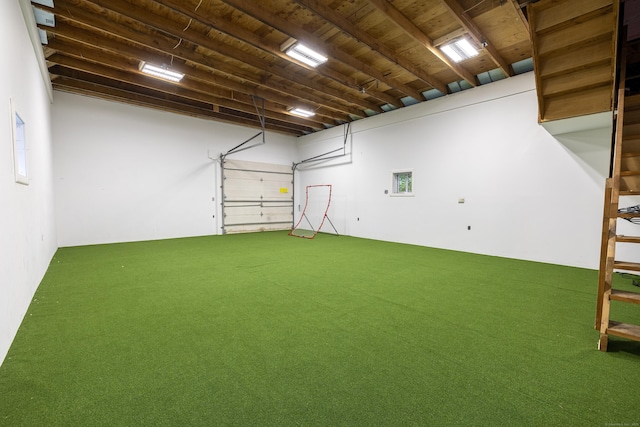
[1,231,639,426]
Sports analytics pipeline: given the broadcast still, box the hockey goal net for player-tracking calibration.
[289,184,338,239]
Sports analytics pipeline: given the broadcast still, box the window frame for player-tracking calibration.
[11,99,28,185]
[390,169,413,197]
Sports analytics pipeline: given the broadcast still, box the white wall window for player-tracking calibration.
[11,100,28,185]
[392,170,413,196]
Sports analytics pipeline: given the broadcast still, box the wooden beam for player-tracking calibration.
[367,0,478,86]
[51,72,313,135]
[47,52,325,131]
[46,36,337,128]
[433,28,467,47]
[154,0,402,107]
[46,20,354,123]
[54,0,377,116]
[80,0,400,109]
[217,0,426,101]
[293,0,449,94]
[440,0,514,77]
[509,0,530,36]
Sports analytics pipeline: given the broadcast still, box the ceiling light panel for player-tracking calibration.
[285,43,328,68]
[139,61,184,83]
[289,107,315,118]
[441,38,479,63]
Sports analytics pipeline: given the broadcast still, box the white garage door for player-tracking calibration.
[221,159,293,234]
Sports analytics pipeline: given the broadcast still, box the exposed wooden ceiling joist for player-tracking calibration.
[440,0,514,77]
[510,0,531,35]
[52,0,378,114]
[218,0,426,101]
[368,0,478,86]
[293,0,450,93]
[33,0,534,136]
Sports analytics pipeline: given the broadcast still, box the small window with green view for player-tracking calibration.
[392,170,412,195]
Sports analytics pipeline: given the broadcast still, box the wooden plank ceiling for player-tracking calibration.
[36,0,534,136]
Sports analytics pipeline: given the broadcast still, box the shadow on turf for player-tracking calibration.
[606,340,640,356]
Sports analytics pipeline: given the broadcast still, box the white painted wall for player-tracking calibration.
[295,73,613,269]
[0,2,57,364]
[0,10,625,366]
[52,92,297,247]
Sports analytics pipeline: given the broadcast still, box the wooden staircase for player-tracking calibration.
[528,0,639,352]
[596,79,640,351]
[528,0,619,123]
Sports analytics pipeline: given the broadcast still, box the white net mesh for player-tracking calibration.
[289,185,333,239]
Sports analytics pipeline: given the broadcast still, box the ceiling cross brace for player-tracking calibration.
[293,122,351,169]
[221,96,266,161]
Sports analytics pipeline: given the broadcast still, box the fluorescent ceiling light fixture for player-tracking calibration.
[441,38,479,63]
[139,61,184,82]
[285,43,328,67]
[289,107,315,118]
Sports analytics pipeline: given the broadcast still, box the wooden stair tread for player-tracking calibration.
[621,151,640,157]
[539,40,613,78]
[536,14,614,56]
[613,261,640,271]
[623,130,640,139]
[542,64,614,98]
[617,213,640,218]
[623,103,640,115]
[625,94,640,108]
[531,0,614,34]
[616,235,640,243]
[619,176,640,194]
[542,85,613,121]
[607,321,640,342]
[611,289,640,304]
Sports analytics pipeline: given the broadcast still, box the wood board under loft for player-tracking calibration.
[528,0,619,123]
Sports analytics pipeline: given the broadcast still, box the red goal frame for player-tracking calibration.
[289,184,338,239]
